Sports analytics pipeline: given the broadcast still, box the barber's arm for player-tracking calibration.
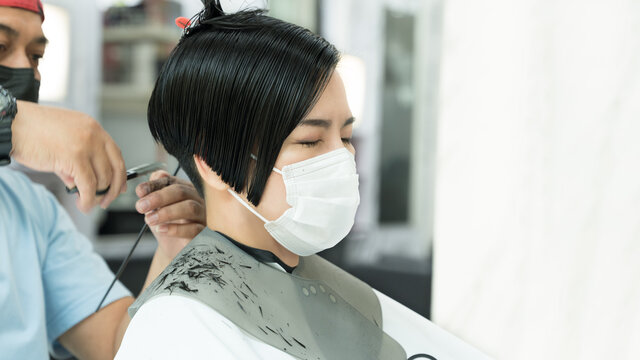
[135,170,206,289]
[57,297,134,360]
[11,100,127,212]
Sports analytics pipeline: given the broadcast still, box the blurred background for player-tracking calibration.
[28,0,640,359]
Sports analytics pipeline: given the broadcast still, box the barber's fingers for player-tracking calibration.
[136,182,203,215]
[144,199,205,226]
[73,159,99,213]
[150,170,192,186]
[55,170,76,190]
[136,175,171,198]
[149,170,170,182]
[136,171,193,198]
[100,142,127,209]
[89,148,112,201]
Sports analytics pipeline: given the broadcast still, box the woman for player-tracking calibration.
[116,1,488,359]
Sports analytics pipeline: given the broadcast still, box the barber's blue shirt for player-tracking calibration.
[0,169,131,359]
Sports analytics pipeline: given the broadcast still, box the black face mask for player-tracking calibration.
[0,65,40,103]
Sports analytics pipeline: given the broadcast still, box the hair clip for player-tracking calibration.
[175,16,192,29]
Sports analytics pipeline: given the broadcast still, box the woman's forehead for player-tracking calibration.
[303,72,353,123]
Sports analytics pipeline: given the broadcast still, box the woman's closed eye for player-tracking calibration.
[299,139,322,147]
[298,138,351,147]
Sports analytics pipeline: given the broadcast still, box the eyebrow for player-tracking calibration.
[0,23,18,38]
[299,117,356,129]
[0,23,48,45]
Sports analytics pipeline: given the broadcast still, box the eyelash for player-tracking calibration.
[299,138,352,148]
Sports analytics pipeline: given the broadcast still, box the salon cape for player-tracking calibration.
[116,233,489,360]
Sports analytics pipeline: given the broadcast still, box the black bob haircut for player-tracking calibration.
[148,0,340,205]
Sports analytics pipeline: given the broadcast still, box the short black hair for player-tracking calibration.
[148,0,340,205]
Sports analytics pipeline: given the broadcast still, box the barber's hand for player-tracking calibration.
[11,101,127,212]
[135,170,205,259]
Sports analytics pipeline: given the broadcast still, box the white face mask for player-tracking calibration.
[228,148,360,256]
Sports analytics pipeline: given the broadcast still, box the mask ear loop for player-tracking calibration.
[227,189,270,223]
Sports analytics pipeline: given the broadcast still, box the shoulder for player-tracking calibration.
[375,290,491,359]
[0,167,31,186]
[118,295,283,360]
[0,168,60,249]
[0,168,58,225]
[0,168,51,200]
[129,295,235,331]
[0,168,38,207]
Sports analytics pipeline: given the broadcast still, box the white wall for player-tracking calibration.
[433,1,640,358]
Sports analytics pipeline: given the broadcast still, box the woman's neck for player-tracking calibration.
[205,191,299,268]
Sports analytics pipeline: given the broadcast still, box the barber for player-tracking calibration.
[0,1,203,358]
[0,0,125,212]
[0,0,205,240]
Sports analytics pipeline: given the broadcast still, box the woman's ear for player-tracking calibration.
[193,155,229,191]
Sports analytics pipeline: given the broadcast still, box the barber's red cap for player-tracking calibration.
[0,0,45,22]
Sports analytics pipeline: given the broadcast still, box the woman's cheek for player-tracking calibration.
[256,169,290,221]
